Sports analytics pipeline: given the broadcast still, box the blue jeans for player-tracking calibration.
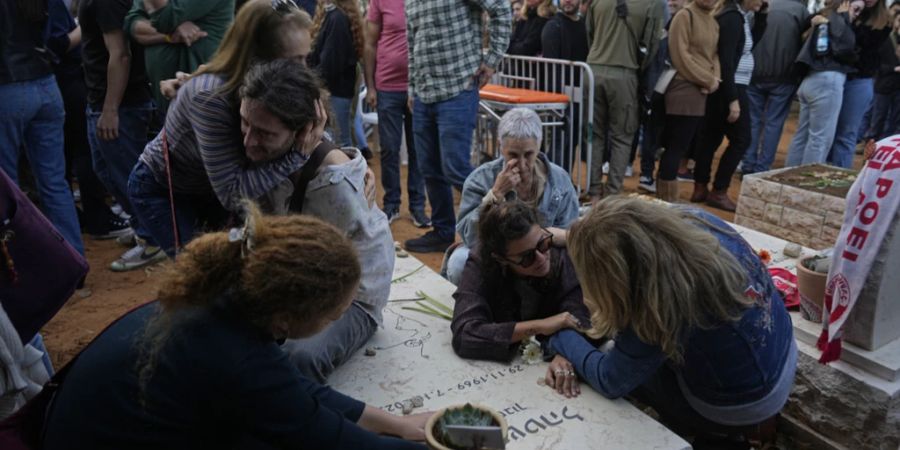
[827,77,874,168]
[743,81,796,174]
[353,104,368,150]
[377,90,426,212]
[0,76,84,255]
[86,101,156,243]
[785,71,846,167]
[281,301,377,383]
[127,161,229,257]
[413,88,478,239]
[330,96,353,147]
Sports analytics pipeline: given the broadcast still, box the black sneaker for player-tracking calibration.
[404,230,454,253]
[410,209,432,228]
[383,206,400,224]
[90,216,133,240]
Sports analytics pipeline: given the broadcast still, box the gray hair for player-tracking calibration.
[498,108,542,146]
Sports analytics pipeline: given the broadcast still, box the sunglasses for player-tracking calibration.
[499,229,553,268]
[271,0,298,13]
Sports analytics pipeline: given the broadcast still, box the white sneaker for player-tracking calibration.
[637,176,657,194]
[109,243,167,272]
[110,203,131,220]
[602,162,609,175]
[625,166,634,177]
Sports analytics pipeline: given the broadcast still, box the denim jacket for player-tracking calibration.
[456,153,580,247]
[551,209,795,423]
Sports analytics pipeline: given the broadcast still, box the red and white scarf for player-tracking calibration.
[818,135,900,363]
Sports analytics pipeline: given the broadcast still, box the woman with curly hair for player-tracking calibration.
[42,205,429,449]
[309,0,365,147]
[450,199,589,398]
[554,196,796,446]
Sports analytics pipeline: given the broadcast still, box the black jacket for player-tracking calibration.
[0,0,54,84]
[541,12,588,62]
[716,2,768,103]
[750,0,810,84]
[849,23,891,80]
[795,12,858,76]
[508,7,549,56]
[874,32,900,94]
[308,6,358,99]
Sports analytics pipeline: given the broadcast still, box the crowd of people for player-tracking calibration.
[1,0,898,447]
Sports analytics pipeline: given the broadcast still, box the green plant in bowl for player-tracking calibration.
[434,403,497,450]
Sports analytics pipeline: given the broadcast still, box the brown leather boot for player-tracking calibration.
[656,180,680,203]
[706,189,737,212]
[690,183,709,203]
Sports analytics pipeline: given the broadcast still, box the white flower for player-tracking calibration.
[520,337,542,365]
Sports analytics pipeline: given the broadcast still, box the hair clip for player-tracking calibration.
[228,218,255,258]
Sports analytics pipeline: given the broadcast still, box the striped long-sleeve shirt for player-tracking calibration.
[139,73,306,212]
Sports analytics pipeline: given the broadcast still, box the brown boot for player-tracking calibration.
[656,180,680,203]
[690,183,709,203]
[706,189,737,212]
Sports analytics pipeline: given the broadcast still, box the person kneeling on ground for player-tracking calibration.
[446,107,579,285]
[451,199,590,399]
[553,196,796,448]
[41,204,429,449]
[265,136,393,383]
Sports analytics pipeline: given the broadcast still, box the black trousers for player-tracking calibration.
[658,115,704,181]
[694,85,751,191]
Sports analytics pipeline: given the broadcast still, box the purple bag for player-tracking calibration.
[0,167,88,343]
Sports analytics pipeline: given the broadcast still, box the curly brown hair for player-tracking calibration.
[138,203,360,394]
[310,0,365,60]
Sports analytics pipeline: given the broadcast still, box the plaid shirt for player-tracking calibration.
[405,0,511,104]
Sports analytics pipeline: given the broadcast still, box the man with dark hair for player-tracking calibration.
[585,0,665,202]
[740,0,810,175]
[541,0,588,171]
[79,0,164,271]
[403,0,512,253]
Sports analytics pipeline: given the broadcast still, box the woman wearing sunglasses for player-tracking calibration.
[450,199,589,398]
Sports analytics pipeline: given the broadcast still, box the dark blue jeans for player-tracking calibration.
[743,81,796,174]
[377,90,426,213]
[828,77,874,168]
[413,88,478,239]
[127,161,229,257]
[866,91,900,140]
[86,101,156,243]
[0,75,84,255]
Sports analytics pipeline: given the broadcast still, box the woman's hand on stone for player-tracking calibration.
[540,312,582,336]
[390,411,431,441]
[545,354,580,398]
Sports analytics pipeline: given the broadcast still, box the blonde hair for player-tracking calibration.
[197,0,313,95]
[311,0,365,60]
[566,197,752,362]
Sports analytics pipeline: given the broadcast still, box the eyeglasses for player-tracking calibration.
[500,229,553,268]
[271,0,298,13]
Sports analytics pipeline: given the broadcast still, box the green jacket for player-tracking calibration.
[584,0,665,71]
[124,0,233,110]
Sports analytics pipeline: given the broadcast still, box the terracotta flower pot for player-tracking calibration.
[797,256,827,323]
[425,404,508,450]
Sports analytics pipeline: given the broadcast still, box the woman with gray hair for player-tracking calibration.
[444,107,579,285]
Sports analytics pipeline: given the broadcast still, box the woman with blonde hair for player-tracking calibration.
[552,196,796,446]
[42,205,429,449]
[507,0,556,55]
[309,0,365,147]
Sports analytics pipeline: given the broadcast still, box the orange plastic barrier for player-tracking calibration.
[478,84,570,104]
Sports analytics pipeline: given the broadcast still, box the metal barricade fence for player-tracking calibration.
[475,54,594,195]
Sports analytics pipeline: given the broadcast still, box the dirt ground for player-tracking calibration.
[41,109,864,370]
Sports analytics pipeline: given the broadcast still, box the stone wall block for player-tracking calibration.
[824,211,845,229]
[742,176,783,201]
[736,196,766,221]
[764,204,784,225]
[781,206,824,232]
[820,225,841,244]
[780,185,824,214]
[821,193,848,214]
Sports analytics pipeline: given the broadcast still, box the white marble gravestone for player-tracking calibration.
[329,256,690,450]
